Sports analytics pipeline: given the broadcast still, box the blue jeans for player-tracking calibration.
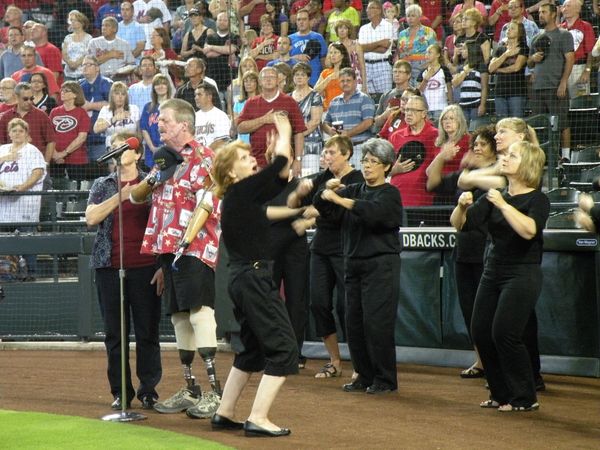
[495,96,526,119]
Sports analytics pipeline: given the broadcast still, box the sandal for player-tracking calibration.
[314,363,341,378]
[498,403,539,412]
[480,399,500,409]
[460,366,485,379]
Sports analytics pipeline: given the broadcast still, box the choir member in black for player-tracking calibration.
[314,138,403,394]
[450,141,549,412]
[426,126,497,378]
[575,191,600,232]
[287,135,364,379]
[210,113,299,437]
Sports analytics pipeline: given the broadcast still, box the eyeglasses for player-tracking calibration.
[360,158,383,166]
[20,96,34,101]
[82,63,98,67]
[405,108,426,114]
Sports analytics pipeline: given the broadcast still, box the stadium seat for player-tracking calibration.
[545,187,580,203]
[545,210,579,229]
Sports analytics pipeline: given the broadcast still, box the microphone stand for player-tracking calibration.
[102,156,146,423]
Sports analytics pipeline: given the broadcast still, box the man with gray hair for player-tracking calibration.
[31,23,63,84]
[132,98,224,419]
[87,17,135,78]
[0,78,18,114]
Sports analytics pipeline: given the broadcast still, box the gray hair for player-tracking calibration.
[405,4,423,17]
[361,138,396,174]
[435,104,468,147]
[14,82,32,96]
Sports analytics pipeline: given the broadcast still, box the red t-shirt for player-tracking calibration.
[241,0,267,29]
[49,106,91,165]
[0,106,55,154]
[0,103,15,114]
[437,133,470,174]
[389,121,438,207]
[291,0,311,16]
[252,34,279,70]
[12,66,60,96]
[490,0,511,42]
[561,18,596,64]
[35,42,64,85]
[237,92,307,167]
[141,141,222,269]
[379,113,404,141]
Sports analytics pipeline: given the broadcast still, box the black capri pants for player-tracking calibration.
[229,260,299,377]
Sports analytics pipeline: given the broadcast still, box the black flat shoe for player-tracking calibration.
[366,383,397,395]
[342,379,368,393]
[140,395,157,410]
[111,396,131,410]
[243,421,291,437]
[211,414,244,430]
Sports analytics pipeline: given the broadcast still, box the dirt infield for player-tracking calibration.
[1,349,600,449]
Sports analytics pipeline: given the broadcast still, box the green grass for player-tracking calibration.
[0,410,233,450]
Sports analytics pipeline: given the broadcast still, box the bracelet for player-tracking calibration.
[295,156,303,161]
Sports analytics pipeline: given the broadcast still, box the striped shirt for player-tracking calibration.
[325,91,375,144]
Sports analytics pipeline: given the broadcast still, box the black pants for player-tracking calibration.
[345,254,400,389]
[309,251,347,339]
[95,265,162,401]
[455,261,484,341]
[471,263,541,407]
[272,237,308,358]
[229,260,299,377]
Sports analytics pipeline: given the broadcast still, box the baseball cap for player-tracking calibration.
[154,146,184,182]
[397,140,426,171]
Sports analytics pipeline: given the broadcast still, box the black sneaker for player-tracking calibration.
[366,383,397,395]
[111,396,131,410]
[140,395,158,410]
[342,379,368,392]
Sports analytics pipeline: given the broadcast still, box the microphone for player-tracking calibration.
[96,137,140,163]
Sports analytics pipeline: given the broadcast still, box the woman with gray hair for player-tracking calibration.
[395,4,438,80]
[313,138,403,394]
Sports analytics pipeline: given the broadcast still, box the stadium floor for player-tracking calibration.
[1,349,599,449]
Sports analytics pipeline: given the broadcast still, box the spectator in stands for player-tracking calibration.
[451,140,548,413]
[374,60,412,132]
[358,1,395,96]
[228,56,259,115]
[383,1,400,36]
[0,6,23,47]
[426,125,497,379]
[232,70,260,143]
[379,87,422,141]
[528,3,574,162]
[452,41,489,124]
[396,4,438,80]
[289,9,328,87]
[88,17,136,79]
[194,82,231,147]
[237,66,306,175]
[444,13,465,79]
[290,0,310,29]
[419,0,444,40]
[209,0,242,37]
[433,105,470,175]
[52,1,94,47]
[560,0,595,98]
[118,1,147,64]
[180,7,213,62]
[314,138,402,395]
[0,78,18,114]
[0,27,43,80]
[489,0,511,46]
[335,19,367,95]
[94,81,141,151]
[86,131,162,412]
[322,67,375,169]
[133,0,172,48]
[292,62,324,175]
[80,56,113,163]
[239,0,267,31]
[454,8,491,69]
[22,20,35,47]
[62,11,92,82]
[274,62,294,94]
[267,36,296,69]
[389,95,438,209]
[451,0,488,21]
[418,44,453,123]
[140,73,173,168]
[143,27,181,86]
[172,0,201,40]
[129,57,159,113]
[489,21,529,119]
[250,15,279,70]
[95,0,122,35]
[31,23,63,85]
[326,0,360,42]
[499,0,540,46]
[175,58,218,111]
[30,73,57,115]
[203,12,239,92]
[0,81,56,163]
[49,82,91,181]
[265,0,289,37]
[12,45,60,98]
[287,135,363,378]
[315,42,351,111]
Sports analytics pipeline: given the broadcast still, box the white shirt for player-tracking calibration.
[194,107,231,147]
[358,20,395,60]
[0,143,46,223]
[133,0,173,49]
[128,81,153,113]
[87,36,135,77]
[98,104,141,147]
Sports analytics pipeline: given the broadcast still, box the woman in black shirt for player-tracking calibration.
[451,140,549,412]
[314,138,403,394]
[211,113,298,437]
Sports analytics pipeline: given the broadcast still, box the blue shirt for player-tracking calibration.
[128,81,153,113]
[288,31,327,86]
[79,75,113,145]
[325,91,375,144]
[139,102,162,167]
[117,20,146,63]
